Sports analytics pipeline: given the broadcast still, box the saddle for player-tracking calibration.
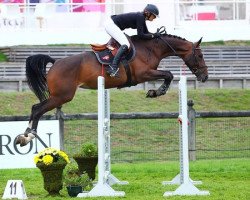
[90,37,135,66]
[90,37,136,87]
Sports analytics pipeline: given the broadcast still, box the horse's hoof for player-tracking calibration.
[24,127,32,137]
[15,136,20,145]
[146,90,157,98]
[156,90,166,97]
[15,135,28,147]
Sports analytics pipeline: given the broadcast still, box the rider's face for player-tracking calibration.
[148,14,156,21]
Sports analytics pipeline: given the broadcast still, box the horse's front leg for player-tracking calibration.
[144,70,174,98]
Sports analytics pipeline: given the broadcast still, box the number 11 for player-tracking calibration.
[9,182,17,195]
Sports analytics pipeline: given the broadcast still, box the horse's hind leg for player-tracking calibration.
[17,102,46,144]
[16,102,42,146]
[26,100,48,129]
[16,96,68,146]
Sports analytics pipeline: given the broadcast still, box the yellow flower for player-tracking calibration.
[42,155,54,165]
[34,156,41,164]
[58,151,70,164]
[34,147,70,165]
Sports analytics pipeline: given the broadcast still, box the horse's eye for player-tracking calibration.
[199,55,203,59]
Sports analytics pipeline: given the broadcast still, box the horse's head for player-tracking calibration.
[184,38,208,82]
[153,28,208,82]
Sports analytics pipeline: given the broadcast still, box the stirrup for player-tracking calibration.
[107,65,119,77]
[110,68,119,77]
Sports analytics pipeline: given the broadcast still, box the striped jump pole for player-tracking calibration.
[77,76,127,198]
[162,75,210,196]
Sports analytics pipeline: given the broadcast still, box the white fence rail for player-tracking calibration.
[1,62,250,78]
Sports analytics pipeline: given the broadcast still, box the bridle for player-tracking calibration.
[155,26,201,75]
[183,45,201,74]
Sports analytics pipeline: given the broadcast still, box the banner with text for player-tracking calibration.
[0,120,60,169]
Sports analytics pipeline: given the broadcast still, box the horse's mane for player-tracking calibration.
[163,33,187,41]
[131,33,187,43]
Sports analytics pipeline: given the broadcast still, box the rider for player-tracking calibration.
[104,4,160,77]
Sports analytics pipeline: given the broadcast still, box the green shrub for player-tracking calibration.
[64,163,92,188]
[78,142,98,157]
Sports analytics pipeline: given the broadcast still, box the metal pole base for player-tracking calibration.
[163,182,210,197]
[162,174,202,185]
[108,174,129,186]
[77,183,125,197]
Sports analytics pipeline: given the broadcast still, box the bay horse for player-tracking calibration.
[16,31,208,147]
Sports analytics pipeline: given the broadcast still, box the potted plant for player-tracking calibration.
[34,147,70,196]
[64,164,92,197]
[73,142,98,180]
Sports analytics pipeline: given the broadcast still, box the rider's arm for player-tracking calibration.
[136,14,154,39]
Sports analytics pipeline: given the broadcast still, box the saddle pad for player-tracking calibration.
[94,49,114,65]
[94,46,135,65]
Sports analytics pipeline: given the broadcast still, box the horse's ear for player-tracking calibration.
[195,37,203,47]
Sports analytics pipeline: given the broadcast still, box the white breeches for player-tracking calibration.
[104,17,130,48]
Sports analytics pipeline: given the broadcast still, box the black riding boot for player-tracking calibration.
[108,44,128,77]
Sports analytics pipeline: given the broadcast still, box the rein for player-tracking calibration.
[155,27,200,74]
[156,27,178,56]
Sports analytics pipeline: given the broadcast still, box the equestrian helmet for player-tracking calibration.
[144,4,159,17]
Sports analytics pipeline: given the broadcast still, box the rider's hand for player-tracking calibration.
[153,32,161,38]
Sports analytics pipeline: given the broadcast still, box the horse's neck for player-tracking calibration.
[133,38,165,58]
[132,36,191,66]
[161,37,191,59]
[133,40,162,66]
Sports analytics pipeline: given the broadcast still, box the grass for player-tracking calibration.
[63,117,250,162]
[0,52,8,62]
[202,40,250,46]
[0,89,249,162]
[0,88,249,161]
[0,159,249,200]
[0,89,250,116]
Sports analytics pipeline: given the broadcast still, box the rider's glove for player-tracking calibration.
[153,32,161,38]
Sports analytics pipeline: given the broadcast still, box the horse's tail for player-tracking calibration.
[26,54,55,102]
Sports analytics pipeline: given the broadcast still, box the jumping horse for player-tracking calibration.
[16,28,208,147]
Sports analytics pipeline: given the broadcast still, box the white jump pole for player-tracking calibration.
[104,87,129,186]
[162,75,210,196]
[77,76,125,197]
